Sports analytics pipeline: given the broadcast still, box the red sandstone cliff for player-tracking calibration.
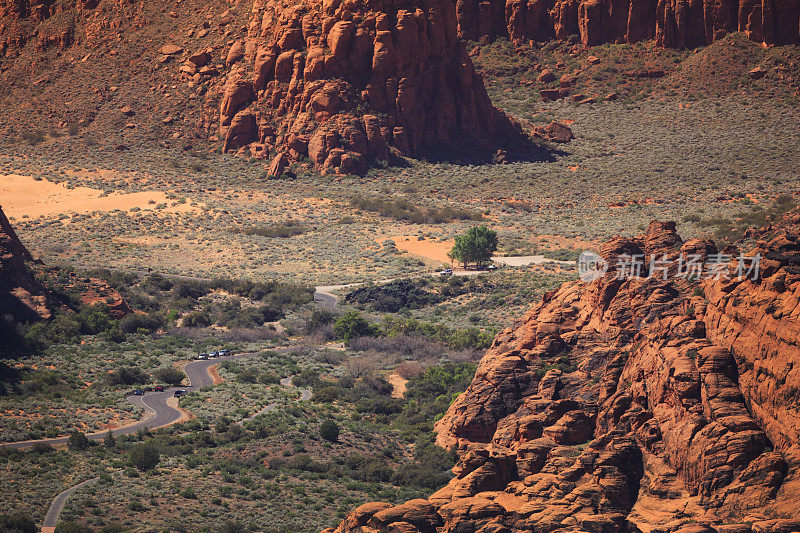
[327,212,800,532]
[459,0,800,47]
[206,0,503,174]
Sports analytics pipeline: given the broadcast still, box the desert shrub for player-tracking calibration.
[107,366,149,386]
[286,454,329,472]
[221,520,247,533]
[55,522,86,533]
[141,274,173,294]
[240,220,305,238]
[391,436,456,489]
[0,315,28,357]
[154,367,186,385]
[182,311,211,328]
[395,361,424,380]
[292,369,320,388]
[236,369,259,383]
[304,308,338,334]
[0,513,36,533]
[345,280,441,312]
[358,375,393,396]
[76,305,117,335]
[319,419,339,443]
[348,334,447,360]
[312,386,339,403]
[381,316,493,351]
[345,455,393,482]
[129,443,160,471]
[20,130,45,145]
[171,281,207,300]
[226,305,283,328]
[351,196,482,224]
[333,311,375,343]
[67,431,91,451]
[119,313,163,334]
[393,362,477,434]
[25,314,81,346]
[355,396,402,415]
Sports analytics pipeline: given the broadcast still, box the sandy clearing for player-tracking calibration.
[0,174,200,219]
[389,235,455,263]
[387,373,408,399]
[387,235,577,266]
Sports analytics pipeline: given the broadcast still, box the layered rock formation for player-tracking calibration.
[209,0,506,174]
[328,212,800,532]
[0,206,50,320]
[458,0,800,47]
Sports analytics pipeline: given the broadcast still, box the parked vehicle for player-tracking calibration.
[153,385,164,392]
[197,354,208,360]
[486,264,498,271]
[439,268,453,276]
[174,389,187,397]
[211,351,220,358]
[220,349,230,356]
[132,389,144,396]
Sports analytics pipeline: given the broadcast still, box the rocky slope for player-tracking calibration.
[0,207,131,322]
[2,0,556,174]
[0,206,50,320]
[328,211,800,532]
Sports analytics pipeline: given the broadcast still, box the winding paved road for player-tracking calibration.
[20,348,312,532]
[1,351,266,451]
[40,477,99,533]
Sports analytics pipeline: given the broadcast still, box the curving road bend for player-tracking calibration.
[0,352,261,451]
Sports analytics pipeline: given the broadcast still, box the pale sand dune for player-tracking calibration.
[0,174,199,219]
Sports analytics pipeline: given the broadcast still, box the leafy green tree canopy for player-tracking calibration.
[448,226,498,269]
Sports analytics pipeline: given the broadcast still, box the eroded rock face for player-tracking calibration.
[212,0,502,174]
[454,0,799,47]
[328,212,800,532]
[0,206,50,320]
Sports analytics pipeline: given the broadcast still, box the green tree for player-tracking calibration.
[67,431,91,451]
[333,310,374,343]
[320,419,340,443]
[153,366,186,386]
[448,226,498,269]
[104,430,116,449]
[129,443,160,471]
[78,305,116,334]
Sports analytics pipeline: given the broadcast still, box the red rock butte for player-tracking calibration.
[327,212,800,532]
[215,0,501,174]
